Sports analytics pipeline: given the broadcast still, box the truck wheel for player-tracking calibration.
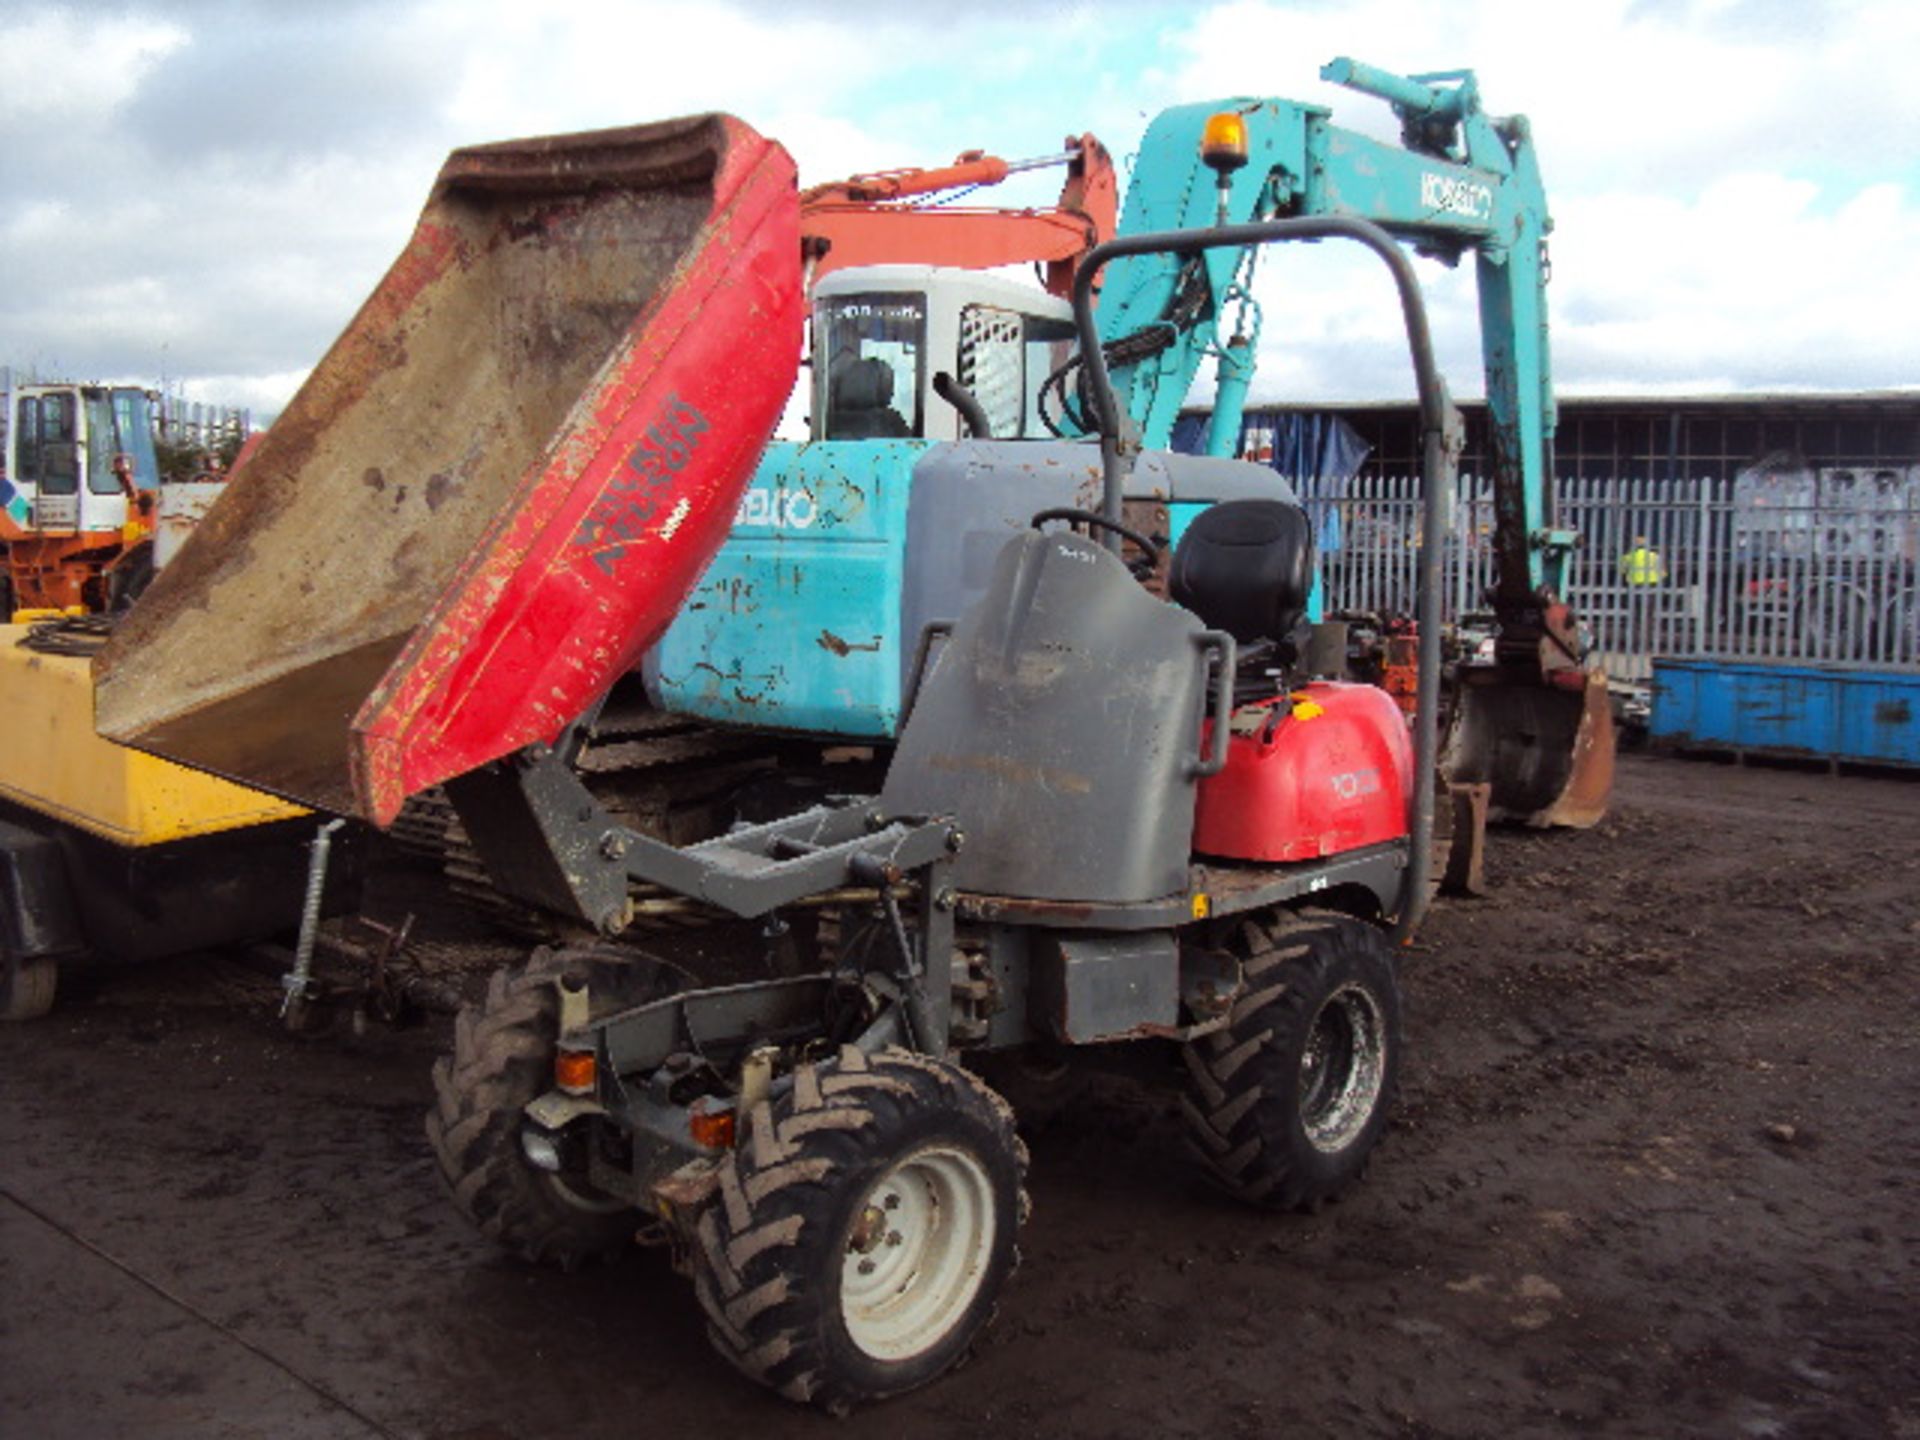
[427,947,666,1270]
[1181,912,1401,1211]
[1,954,57,1022]
[690,1047,1027,1412]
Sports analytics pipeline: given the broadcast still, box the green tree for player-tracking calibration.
[153,428,247,484]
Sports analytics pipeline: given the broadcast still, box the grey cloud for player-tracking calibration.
[723,0,1161,16]
[47,0,393,18]
[118,13,444,162]
[1625,0,1840,44]
[4,0,447,396]
[6,0,1913,410]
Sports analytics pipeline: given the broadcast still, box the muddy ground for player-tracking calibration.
[1,751,1916,1440]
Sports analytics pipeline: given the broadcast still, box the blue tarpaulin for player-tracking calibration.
[1171,410,1371,554]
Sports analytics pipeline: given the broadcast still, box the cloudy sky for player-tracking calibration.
[5,0,1917,425]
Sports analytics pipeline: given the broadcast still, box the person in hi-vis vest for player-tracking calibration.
[1620,535,1664,650]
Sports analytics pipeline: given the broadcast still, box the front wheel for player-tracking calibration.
[689,1047,1027,1412]
[1181,911,1401,1211]
[427,946,670,1269]
[0,887,59,1022]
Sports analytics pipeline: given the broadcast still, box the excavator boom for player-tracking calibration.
[1090,61,1611,826]
[800,134,1116,298]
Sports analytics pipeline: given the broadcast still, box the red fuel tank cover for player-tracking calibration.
[1194,681,1412,863]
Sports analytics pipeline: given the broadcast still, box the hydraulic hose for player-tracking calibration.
[1038,254,1211,438]
[933,372,993,439]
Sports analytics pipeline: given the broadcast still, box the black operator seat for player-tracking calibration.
[1168,497,1317,646]
[826,356,912,439]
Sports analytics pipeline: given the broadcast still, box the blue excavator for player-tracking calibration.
[1097,59,1611,827]
[649,58,1611,833]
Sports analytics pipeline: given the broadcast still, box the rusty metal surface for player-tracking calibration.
[1445,667,1615,829]
[95,115,802,824]
[949,840,1410,931]
[1438,781,1491,896]
[151,481,224,570]
[1532,670,1616,829]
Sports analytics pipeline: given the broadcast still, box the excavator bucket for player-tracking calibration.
[1444,667,1616,828]
[95,115,802,827]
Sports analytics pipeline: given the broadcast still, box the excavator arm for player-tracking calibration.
[799,135,1117,298]
[1090,60,1609,826]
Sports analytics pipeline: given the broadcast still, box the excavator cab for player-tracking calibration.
[0,383,159,613]
[809,266,1077,442]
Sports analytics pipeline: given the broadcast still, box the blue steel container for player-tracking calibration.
[1650,658,1920,768]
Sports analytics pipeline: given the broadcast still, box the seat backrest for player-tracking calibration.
[1168,498,1315,644]
[827,357,910,439]
[881,528,1209,904]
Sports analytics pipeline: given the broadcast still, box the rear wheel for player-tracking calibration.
[689,1047,1026,1412]
[0,887,58,1021]
[427,946,670,1269]
[966,1045,1095,1134]
[1,953,57,1022]
[1181,911,1401,1210]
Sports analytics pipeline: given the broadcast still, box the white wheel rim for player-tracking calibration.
[840,1144,996,1362]
[1299,981,1387,1154]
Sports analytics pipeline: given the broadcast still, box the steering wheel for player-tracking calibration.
[1029,507,1163,563]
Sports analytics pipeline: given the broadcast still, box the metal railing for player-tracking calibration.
[1303,468,1920,681]
[152,390,252,452]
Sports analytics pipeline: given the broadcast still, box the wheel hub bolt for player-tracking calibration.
[850,1204,887,1253]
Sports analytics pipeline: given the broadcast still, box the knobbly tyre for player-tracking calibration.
[97,116,1453,1409]
[422,213,1457,1411]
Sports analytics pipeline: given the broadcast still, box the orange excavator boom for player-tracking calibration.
[799,133,1116,298]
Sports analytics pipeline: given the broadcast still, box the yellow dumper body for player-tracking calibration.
[0,626,305,847]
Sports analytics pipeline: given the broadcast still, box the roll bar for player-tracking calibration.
[1067,216,1461,938]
